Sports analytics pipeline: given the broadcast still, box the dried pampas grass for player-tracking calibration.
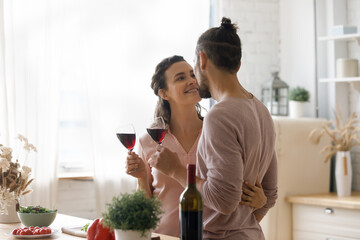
[0,134,36,215]
[309,105,360,163]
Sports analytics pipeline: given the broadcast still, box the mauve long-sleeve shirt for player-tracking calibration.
[196,96,278,240]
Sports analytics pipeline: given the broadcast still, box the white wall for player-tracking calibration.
[279,0,317,118]
[214,0,318,118]
[213,0,280,100]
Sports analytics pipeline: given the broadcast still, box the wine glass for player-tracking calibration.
[116,123,136,151]
[146,116,166,145]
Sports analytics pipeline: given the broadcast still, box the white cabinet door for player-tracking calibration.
[294,230,360,240]
[293,204,360,239]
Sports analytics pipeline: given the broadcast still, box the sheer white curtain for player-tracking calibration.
[1,0,209,216]
[0,0,61,208]
[81,0,210,215]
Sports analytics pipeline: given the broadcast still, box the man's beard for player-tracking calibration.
[198,72,212,99]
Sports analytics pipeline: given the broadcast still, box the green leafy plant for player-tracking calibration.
[289,86,310,102]
[102,191,162,236]
[81,222,90,232]
[18,205,57,213]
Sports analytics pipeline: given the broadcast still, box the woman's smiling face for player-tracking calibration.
[162,61,201,105]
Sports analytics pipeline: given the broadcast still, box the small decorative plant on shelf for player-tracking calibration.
[0,134,37,215]
[288,86,310,118]
[289,86,310,102]
[102,190,162,240]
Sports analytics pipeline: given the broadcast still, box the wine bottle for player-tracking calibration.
[179,164,203,240]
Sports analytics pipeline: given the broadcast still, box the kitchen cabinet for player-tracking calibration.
[287,192,360,240]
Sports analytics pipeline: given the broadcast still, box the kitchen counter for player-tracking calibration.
[0,213,179,240]
[286,191,360,210]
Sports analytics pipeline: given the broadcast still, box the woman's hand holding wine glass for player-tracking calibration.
[116,123,145,177]
[148,145,182,179]
[146,116,182,178]
[126,152,147,179]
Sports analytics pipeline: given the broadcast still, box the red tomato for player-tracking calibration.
[39,228,48,235]
[12,228,19,235]
[34,226,40,230]
[20,229,33,235]
[33,229,41,235]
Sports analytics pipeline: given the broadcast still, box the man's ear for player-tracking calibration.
[158,89,168,100]
[199,51,208,71]
[236,61,242,72]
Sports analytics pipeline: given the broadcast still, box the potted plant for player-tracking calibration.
[288,86,310,118]
[309,106,360,197]
[102,191,162,240]
[0,134,36,223]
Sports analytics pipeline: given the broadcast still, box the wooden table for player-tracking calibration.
[0,213,179,240]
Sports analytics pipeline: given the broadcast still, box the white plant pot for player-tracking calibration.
[0,199,20,223]
[114,229,151,240]
[335,151,352,197]
[289,101,305,118]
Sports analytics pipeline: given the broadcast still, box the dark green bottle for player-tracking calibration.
[179,164,203,240]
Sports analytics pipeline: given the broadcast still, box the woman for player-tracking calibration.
[125,55,265,237]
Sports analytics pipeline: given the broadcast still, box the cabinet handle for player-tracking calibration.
[324,208,334,214]
[326,238,334,240]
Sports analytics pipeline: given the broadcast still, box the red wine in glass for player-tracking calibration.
[116,133,136,151]
[146,128,166,144]
[116,123,136,151]
[147,117,166,145]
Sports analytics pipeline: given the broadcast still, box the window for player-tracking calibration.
[54,0,210,178]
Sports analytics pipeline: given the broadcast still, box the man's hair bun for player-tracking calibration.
[220,17,237,32]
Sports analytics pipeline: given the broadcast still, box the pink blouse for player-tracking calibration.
[137,128,201,237]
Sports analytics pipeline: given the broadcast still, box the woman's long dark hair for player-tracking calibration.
[150,55,203,124]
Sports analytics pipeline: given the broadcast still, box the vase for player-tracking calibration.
[114,229,151,240]
[289,101,305,118]
[0,199,20,223]
[335,151,352,197]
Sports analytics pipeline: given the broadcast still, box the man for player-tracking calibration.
[149,17,277,239]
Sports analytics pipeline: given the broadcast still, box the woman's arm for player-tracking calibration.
[126,151,153,198]
[137,177,152,198]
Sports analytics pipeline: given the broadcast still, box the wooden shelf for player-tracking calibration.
[319,77,360,83]
[318,33,360,44]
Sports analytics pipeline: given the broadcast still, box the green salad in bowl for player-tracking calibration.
[17,206,57,227]
[18,206,57,214]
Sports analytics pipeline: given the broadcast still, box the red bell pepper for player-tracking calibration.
[87,218,115,240]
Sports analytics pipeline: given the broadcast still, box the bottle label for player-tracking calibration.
[180,210,203,240]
